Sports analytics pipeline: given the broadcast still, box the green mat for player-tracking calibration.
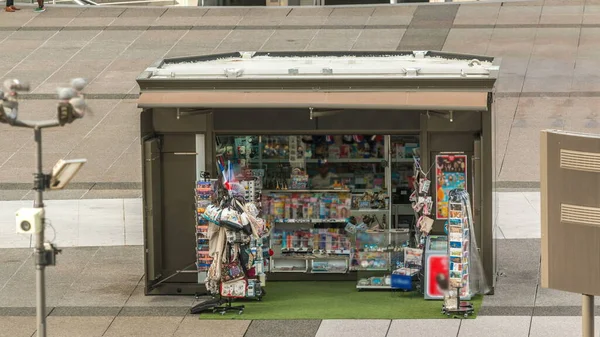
[199,281,481,320]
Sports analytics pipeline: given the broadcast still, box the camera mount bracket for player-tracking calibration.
[33,173,51,192]
[37,243,61,267]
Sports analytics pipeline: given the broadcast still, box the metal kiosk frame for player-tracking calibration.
[135,50,500,296]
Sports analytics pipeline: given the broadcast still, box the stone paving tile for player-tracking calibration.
[0,279,72,307]
[315,320,390,337]
[0,316,36,337]
[398,28,450,51]
[482,283,537,308]
[174,317,250,337]
[352,29,405,51]
[478,306,534,316]
[535,288,600,307]
[103,316,182,337]
[58,282,137,308]
[46,316,114,337]
[306,29,362,51]
[50,306,121,316]
[124,284,195,308]
[442,28,493,55]
[387,319,460,337]
[119,306,189,316]
[458,316,531,337]
[245,320,321,337]
[528,316,600,337]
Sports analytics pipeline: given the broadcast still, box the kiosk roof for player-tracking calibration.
[140,51,499,81]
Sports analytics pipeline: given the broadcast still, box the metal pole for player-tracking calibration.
[33,127,46,337]
[582,294,594,337]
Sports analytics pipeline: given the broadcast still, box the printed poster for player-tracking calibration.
[435,154,467,219]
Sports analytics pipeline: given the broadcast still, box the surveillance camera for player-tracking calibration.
[3,79,30,93]
[1,103,18,123]
[69,97,88,117]
[15,208,44,234]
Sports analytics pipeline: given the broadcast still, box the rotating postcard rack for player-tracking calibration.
[195,174,218,283]
[446,199,471,301]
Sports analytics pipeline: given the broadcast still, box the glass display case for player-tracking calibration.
[353,230,411,290]
[266,190,352,273]
[215,134,421,278]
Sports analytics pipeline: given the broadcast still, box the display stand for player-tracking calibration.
[195,174,217,285]
[354,230,413,290]
[447,200,471,300]
[441,286,474,318]
[190,157,270,316]
[265,190,353,273]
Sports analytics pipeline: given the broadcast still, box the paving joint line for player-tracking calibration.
[0,249,34,294]
[384,319,392,337]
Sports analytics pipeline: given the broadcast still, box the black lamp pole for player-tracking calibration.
[1,78,88,337]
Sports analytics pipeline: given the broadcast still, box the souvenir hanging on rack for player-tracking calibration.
[419,178,431,194]
[418,215,434,235]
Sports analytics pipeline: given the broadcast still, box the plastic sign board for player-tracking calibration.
[424,254,449,299]
[540,130,600,296]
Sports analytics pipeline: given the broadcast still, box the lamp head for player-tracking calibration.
[70,78,87,92]
[69,97,88,117]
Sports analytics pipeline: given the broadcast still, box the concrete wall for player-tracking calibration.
[0,1,595,197]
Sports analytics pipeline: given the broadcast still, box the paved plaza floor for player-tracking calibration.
[0,190,598,336]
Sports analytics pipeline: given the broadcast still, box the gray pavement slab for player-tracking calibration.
[306,29,362,51]
[102,316,182,337]
[0,316,36,337]
[352,29,406,51]
[315,320,390,337]
[50,306,121,316]
[478,306,534,316]
[124,285,195,308]
[46,316,114,337]
[529,317,600,337]
[481,283,537,307]
[119,306,189,316]
[58,282,137,307]
[245,320,321,337]
[458,316,531,337]
[387,319,460,337]
[0,279,72,307]
[174,317,250,337]
[397,28,450,51]
[535,288,600,307]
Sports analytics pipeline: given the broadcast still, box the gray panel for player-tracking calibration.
[152,108,210,134]
[140,109,154,137]
[409,3,459,29]
[143,138,163,289]
[429,133,476,152]
[214,109,317,133]
[160,146,197,284]
[425,110,482,132]
[160,134,196,153]
[316,110,421,132]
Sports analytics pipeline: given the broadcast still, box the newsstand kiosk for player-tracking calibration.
[136,51,500,296]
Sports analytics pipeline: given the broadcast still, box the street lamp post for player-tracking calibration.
[1,78,91,337]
